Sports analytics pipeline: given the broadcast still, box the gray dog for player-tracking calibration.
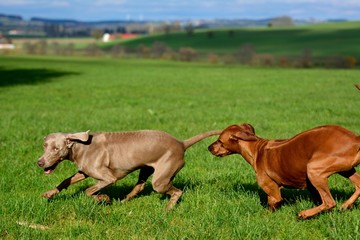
[37,129,220,210]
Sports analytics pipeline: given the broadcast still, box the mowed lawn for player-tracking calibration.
[0,55,360,239]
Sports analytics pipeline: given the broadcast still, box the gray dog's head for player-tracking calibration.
[37,131,89,174]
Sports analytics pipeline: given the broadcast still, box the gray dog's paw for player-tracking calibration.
[42,189,59,199]
[94,194,111,204]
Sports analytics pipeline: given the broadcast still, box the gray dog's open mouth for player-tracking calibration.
[44,162,59,174]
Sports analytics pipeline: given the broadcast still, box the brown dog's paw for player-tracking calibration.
[340,202,354,211]
[120,196,130,203]
[42,189,59,199]
[297,211,311,220]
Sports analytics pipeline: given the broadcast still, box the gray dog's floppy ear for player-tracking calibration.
[65,131,90,148]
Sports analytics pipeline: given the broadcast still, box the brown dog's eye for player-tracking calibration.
[54,147,59,152]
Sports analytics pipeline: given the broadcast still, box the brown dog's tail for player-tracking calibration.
[183,130,222,149]
[355,84,360,91]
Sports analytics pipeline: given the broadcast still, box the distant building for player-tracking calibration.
[102,33,138,42]
[0,34,15,49]
[268,16,294,27]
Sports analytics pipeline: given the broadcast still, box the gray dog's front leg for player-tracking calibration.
[84,180,116,203]
[43,171,88,199]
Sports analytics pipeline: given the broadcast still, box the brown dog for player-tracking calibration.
[38,129,221,210]
[208,124,360,219]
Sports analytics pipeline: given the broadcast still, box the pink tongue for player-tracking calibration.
[44,169,53,174]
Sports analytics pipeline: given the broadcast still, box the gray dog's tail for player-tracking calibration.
[183,130,222,149]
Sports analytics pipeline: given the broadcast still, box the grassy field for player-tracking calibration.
[0,55,360,239]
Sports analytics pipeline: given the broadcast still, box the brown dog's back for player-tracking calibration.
[262,125,359,188]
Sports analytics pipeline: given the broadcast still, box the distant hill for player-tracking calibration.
[106,20,360,58]
[0,14,22,21]
[30,17,144,26]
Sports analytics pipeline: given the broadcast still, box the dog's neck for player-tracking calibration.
[67,142,84,163]
[67,135,93,164]
[239,138,268,170]
[67,143,77,162]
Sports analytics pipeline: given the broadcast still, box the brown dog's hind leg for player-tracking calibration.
[339,170,360,210]
[298,170,336,219]
[122,167,154,202]
[306,177,321,204]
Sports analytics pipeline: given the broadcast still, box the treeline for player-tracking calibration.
[6,39,358,69]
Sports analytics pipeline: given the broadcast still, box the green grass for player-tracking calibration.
[0,55,360,239]
[108,20,360,57]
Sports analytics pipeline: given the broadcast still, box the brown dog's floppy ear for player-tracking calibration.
[242,123,255,135]
[230,124,257,141]
[230,132,257,141]
[66,130,90,148]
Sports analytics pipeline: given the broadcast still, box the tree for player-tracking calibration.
[185,23,194,36]
[234,44,256,64]
[151,41,168,58]
[91,29,104,41]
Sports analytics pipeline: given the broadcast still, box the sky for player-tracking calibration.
[0,0,359,22]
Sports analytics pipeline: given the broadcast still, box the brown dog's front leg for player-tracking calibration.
[257,174,283,210]
[43,171,88,199]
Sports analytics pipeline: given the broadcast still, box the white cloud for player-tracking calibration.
[0,0,33,5]
[93,0,127,6]
[50,1,71,7]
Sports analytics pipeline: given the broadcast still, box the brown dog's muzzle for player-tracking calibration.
[208,142,231,157]
[208,144,215,154]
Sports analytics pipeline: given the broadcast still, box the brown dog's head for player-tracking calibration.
[208,124,257,157]
[37,131,89,174]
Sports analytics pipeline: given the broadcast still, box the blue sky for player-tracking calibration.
[0,0,359,21]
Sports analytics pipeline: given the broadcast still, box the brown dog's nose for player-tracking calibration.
[37,158,45,167]
[208,145,213,152]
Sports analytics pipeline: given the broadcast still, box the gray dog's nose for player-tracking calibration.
[37,159,45,167]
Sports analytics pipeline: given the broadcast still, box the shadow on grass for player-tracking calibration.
[0,67,80,87]
[47,177,359,211]
[46,178,197,206]
[231,182,359,209]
